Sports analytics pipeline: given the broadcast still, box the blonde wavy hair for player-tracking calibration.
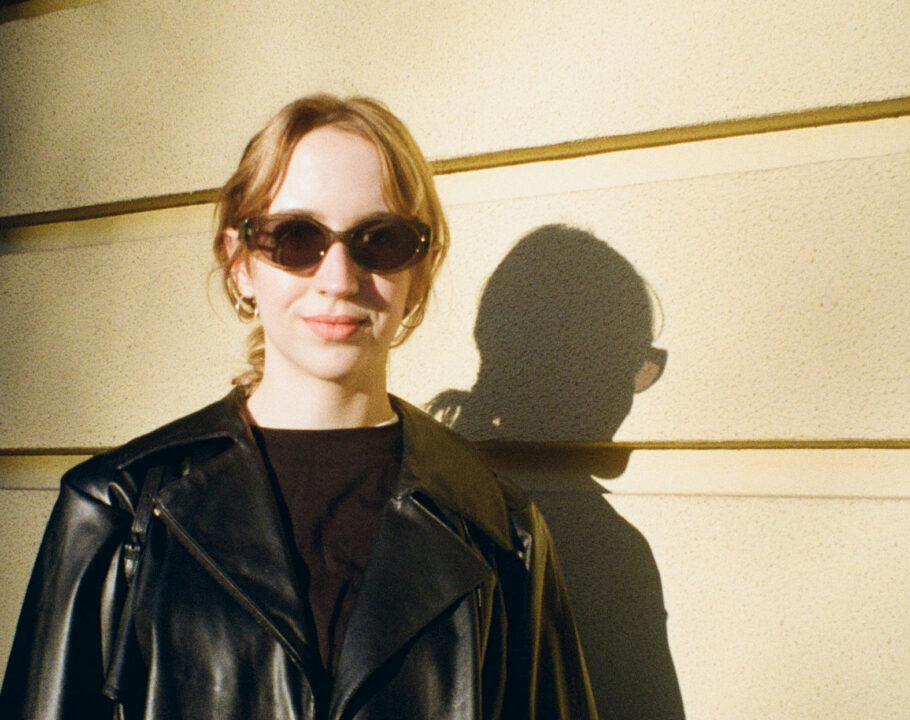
[213,94,449,389]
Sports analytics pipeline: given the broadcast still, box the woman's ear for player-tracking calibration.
[405,267,430,317]
[224,228,255,297]
[404,245,438,313]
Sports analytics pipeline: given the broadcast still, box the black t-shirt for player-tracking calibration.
[251,422,402,674]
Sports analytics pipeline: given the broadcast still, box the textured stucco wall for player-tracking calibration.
[1,0,909,215]
[1,2,908,719]
[2,123,907,446]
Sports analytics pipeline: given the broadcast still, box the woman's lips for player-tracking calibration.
[303,315,366,341]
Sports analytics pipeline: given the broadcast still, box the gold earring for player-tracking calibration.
[234,295,258,320]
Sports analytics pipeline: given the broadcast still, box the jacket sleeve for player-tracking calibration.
[0,467,130,719]
[501,499,599,720]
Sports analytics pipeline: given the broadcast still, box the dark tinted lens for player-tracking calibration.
[350,220,424,272]
[265,218,327,269]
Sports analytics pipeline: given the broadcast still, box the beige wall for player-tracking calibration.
[1,1,908,718]
[2,0,909,217]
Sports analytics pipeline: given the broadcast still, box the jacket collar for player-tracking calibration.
[130,389,321,674]
[390,393,515,550]
[111,389,247,471]
[115,388,517,551]
[116,388,516,708]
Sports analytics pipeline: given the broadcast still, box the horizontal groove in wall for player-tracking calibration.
[0,0,98,24]
[478,439,910,450]
[0,190,219,230]
[432,97,910,174]
[2,96,907,230]
[3,447,907,496]
[1,439,907,457]
[0,453,92,490]
[0,447,111,456]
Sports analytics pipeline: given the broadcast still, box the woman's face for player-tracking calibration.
[233,126,414,391]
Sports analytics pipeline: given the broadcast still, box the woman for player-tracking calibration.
[1,95,597,719]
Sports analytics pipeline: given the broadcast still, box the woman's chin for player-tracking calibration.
[275,348,386,388]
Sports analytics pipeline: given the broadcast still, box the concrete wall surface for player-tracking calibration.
[1,0,909,215]
[1,2,908,719]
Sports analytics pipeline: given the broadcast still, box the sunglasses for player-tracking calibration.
[240,212,431,274]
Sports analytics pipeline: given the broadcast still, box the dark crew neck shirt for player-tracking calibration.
[251,422,402,674]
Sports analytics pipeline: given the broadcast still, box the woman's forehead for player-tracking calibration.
[268,127,389,223]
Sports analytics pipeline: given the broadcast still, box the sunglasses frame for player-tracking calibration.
[239,211,431,274]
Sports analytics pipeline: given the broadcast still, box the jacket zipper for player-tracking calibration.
[151,502,324,683]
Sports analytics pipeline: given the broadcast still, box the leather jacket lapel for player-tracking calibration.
[152,428,320,673]
[331,483,493,717]
[115,389,516,714]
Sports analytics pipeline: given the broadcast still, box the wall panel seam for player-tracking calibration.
[0,0,99,24]
[2,97,908,230]
[3,486,906,499]
[2,440,909,456]
[540,491,910,501]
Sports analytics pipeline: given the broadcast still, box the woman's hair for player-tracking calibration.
[213,94,449,388]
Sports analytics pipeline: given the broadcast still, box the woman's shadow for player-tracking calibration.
[428,225,684,719]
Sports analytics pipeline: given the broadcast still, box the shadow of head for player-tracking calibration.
[430,224,666,442]
[429,226,686,717]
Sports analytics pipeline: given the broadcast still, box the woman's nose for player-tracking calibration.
[314,241,361,296]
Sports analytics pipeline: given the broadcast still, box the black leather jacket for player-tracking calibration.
[1,389,597,719]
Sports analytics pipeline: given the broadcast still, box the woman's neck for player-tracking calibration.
[246,372,395,430]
